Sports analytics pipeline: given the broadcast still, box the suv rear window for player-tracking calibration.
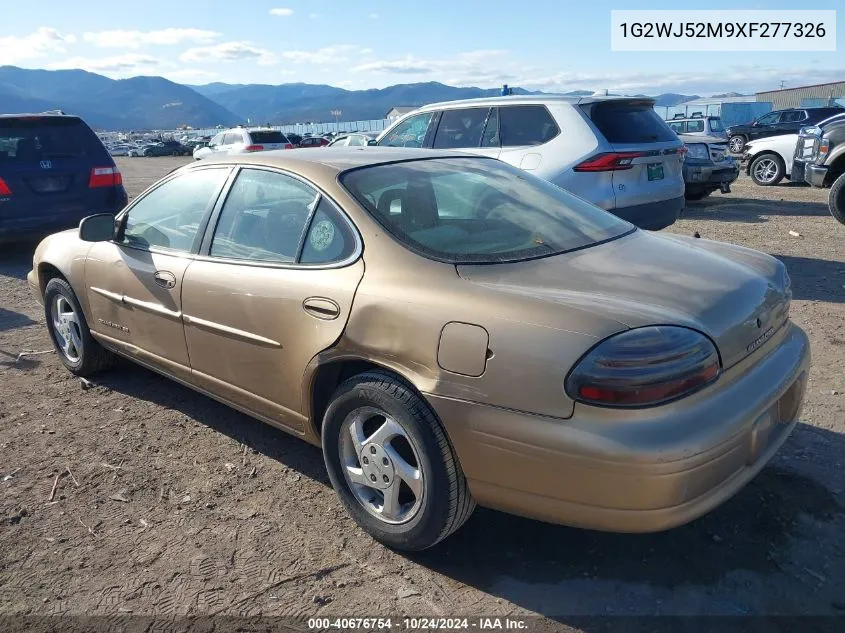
[587,102,676,143]
[499,106,559,147]
[0,117,102,163]
[249,131,288,144]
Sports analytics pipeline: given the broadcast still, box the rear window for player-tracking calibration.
[249,130,288,144]
[340,157,632,264]
[587,102,676,143]
[0,117,104,163]
[499,106,559,147]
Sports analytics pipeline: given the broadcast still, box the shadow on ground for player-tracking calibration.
[776,255,845,303]
[0,240,38,281]
[682,195,830,223]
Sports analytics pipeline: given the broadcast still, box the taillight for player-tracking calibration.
[89,166,122,188]
[0,177,11,195]
[284,143,293,150]
[244,144,265,152]
[565,326,720,407]
[573,151,648,172]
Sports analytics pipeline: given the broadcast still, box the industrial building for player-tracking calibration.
[756,81,845,110]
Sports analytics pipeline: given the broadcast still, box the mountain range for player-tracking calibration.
[0,65,702,130]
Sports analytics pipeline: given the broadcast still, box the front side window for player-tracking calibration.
[341,157,632,264]
[378,112,434,148]
[122,168,230,252]
[210,169,318,263]
[757,112,781,126]
[499,105,560,147]
[433,108,489,149]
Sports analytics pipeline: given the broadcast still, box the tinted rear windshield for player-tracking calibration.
[0,117,102,163]
[249,131,287,143]
[586,102,676,143]
[340,157,633,264]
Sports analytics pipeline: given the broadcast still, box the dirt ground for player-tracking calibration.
[1,156,844,630]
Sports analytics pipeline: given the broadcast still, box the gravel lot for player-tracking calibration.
[1,156,844,629]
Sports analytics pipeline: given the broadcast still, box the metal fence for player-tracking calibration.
[162,118,391,140]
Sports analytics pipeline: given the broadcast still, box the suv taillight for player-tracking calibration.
[89,166,122,188]
[284,143,293,150]
[244,144,265,152]
[573,151,648,172]
[0,177,11,195]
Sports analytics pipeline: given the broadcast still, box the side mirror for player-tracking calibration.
[367,139,377,146]
[79,213,116,242]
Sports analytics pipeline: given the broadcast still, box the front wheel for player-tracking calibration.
[44,278,114,376]
[729,135,746,154]
[829,171,845,225]
[750,154,785,186]
[322,372,474,551]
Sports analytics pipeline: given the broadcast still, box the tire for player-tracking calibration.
[44,278,114,376]
[684,189,711,201]
[829,171,845,225]
[322,371,474,551]
[750,154,785,186]
[729,135,746,154]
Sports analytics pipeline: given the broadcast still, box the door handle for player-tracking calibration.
[302,297,340,320]
[153,270,177,289]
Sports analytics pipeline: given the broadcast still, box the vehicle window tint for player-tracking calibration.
[379,112,434,148]
[756,112,781,126]
[0,118,98,162]
[499,106,560,147]
[122,168,229,252]
[210,133,224,146]
[329,137,349,147]
[433,108,489,149]
[210,169,318,263]
[223,132,241,145]
[587,102,675,143]
[347,135,367,146]
[249,131,287,144]
[709,118,725,132]
[686,120,704,132]
[780,111,806,123]
[667,121,685,134]
[300,198,357,264]
[481,107,500,147]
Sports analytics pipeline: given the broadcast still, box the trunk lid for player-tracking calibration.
[457,231,790,370]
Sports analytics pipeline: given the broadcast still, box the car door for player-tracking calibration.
[84,166,232,381]
[431,107,501,159]
[180,167,364,432]
[777,110,807,134]
[378,111,437,148]
[496,105,560,171]
[750,111,782,140]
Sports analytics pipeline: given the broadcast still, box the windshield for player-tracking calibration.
[340,157,633,264]
[708,118,725,132]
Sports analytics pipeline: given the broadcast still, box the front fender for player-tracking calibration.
[32,230,95,322]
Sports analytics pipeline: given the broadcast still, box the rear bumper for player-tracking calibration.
[427,321,810,533]
[611,195,684,231]
[683,161,739,188]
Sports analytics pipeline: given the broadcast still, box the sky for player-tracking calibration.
[0,0,843,96]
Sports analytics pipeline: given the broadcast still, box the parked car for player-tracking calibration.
[299,136,330,148]
[667,114,727,139]
[726,107,844,154]
[286,133,303,147]
[742,134,799,186]
[194,128,293,160]
[0,113,127,241]
[377,96,685,230]
[792,112,845,224]
[678,134,738,200]
[142,140,191,157]
[327,133,378,147]
[28,149,808,550]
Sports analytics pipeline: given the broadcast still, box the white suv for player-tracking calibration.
[376,96,685,230]
[194,127,293,160]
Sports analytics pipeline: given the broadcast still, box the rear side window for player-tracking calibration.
[587,102,676,143]
[686,120,704,132]
[499,106,560,147]
[223,132,242,145]
[433,108,489,149]
[0,117,104,163]
[249,131,288,144]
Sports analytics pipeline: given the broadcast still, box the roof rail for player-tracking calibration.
[41,109,66,115]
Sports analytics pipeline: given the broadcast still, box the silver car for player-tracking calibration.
[194,127,293,160]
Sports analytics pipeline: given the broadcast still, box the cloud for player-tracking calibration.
[48,53,160,75]
[0,27,76,64]
[82,28,220,49]
[180,41,277,65]
[269,7,294,16]
[352,50,510,81]
[282,45,365,65]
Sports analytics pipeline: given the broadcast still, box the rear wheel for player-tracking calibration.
[322,371,474,551]
[750,154,785,186]
[44,278,114,376]
[729,135,746,154]
[829,171,845,225]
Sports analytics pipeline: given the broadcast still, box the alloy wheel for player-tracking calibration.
[753,158,779,183]
[51,295,83,363]
[729,137,744,153]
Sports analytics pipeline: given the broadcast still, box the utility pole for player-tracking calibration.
[779,80,786,90]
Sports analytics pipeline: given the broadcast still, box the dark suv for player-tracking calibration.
[0,113,128,241]
[726,107,844,154]
[793,112,845,225]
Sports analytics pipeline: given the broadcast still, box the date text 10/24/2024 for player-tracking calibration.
[307,617,529,630]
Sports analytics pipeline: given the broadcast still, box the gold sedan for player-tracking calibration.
[29,149,810,550]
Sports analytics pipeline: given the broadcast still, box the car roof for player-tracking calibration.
[418,94,654,110]
[0,113,82,121]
